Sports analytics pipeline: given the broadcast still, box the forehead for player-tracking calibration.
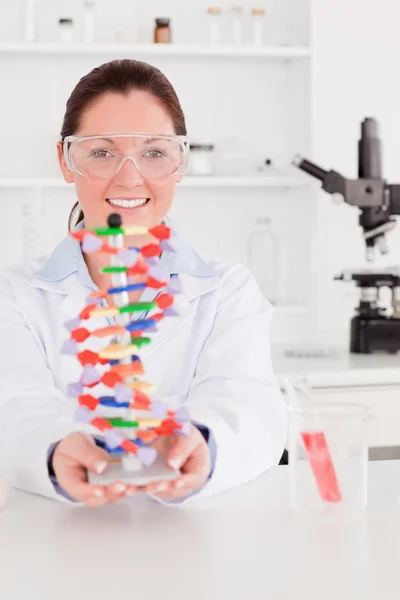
[77,90,176,137]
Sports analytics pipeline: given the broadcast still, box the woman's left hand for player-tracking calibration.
[129,424,212,501]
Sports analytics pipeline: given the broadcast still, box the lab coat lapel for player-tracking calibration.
[140,273,220,361]
[31,274,112,353]
[31,275,91,321]
[31,263,220,360]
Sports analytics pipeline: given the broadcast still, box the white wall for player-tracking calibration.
[0,0,314,346]
[6,0,400,346]
[310,0,400,342]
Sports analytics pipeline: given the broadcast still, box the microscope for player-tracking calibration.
[293,117,400,354]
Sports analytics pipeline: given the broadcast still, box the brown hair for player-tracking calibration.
[62,59,187,230]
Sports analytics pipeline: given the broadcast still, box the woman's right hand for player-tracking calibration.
[51,432,137,506]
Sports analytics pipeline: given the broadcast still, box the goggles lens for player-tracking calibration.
[65,134,188,180]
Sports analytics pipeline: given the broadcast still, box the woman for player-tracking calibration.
[0,59,286,507]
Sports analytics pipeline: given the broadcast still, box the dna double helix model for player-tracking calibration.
[62,213,190,485]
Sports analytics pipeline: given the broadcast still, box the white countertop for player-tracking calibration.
[272,344,400,388]
[1,461,400,599]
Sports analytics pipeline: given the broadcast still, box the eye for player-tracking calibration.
[143,149,166,159]
[91,149,113,158]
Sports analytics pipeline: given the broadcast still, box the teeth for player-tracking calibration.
[107,198,148,208]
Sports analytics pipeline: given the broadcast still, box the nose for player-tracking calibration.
[113,157,144,187]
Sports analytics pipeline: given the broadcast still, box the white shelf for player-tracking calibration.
[0,42,311,59]
[0,175,308,189]
[181,174,308,188]
[0,178,66,188]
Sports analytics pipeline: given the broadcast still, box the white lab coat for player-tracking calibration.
[0,226,287,504]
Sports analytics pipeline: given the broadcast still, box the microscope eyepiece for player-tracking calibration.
[361,117,379,139]
[292,155,327,182]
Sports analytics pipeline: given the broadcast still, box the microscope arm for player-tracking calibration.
[292,118,400,260]
[293,154,400,259]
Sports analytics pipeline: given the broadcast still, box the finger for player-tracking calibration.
[151,487,194,502]
[143,479,172,495]
[125,485,140,497]
[85,493,111,508]
[55,433,111,476]
[103,481,130,504]
[143,450,209,498]
[53,434,111,503]
[166,426,200,471]
[170,449,211,495]
[175,444,211,484]
[55,462,108,504]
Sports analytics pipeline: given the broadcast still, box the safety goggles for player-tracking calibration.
[63,132,189,180]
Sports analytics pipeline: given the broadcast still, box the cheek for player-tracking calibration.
[147,178,177,204]
[74,177,109,211]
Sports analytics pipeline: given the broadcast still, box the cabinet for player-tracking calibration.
[0,0,314,332]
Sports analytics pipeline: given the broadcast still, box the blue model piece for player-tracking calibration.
[126,318,156,333]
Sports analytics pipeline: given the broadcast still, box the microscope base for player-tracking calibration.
[350,315,400,354]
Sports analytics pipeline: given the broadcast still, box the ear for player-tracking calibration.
[175,171,184,184]
[57,141,75,184]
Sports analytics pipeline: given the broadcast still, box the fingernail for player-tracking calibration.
[176,480,186,489]
[95,461,108,475]
[169,458,181,470]
[156,482,168,492]
[114,483,126,494]
[93,488,105,498]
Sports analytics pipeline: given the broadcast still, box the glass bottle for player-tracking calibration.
[251,8,265,46]
[23,0,36,42]
[58,18,74,42]
[231,5,243,45]
[247,217,279,303]
[154,18,171,44]
[207,7,221,45]
[83,0,96,43]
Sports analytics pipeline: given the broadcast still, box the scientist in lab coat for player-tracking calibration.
[0,59,287,507]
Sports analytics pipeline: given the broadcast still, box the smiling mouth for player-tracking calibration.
[106,197,150,209]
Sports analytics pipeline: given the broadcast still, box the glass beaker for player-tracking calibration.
[247,217,279,304]
[287,378,369,514]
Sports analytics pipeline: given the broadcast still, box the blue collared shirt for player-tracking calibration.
[45,220,217,501]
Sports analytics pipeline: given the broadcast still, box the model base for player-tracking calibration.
[88,456,181,487]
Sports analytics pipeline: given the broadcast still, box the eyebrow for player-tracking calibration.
[85,136,173,146]
[143,137,172,144]
[92,137,117,145]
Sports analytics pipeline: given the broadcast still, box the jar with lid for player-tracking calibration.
[58,18,74,43]
[207,7,221,45]
[154,18,171,44]
[186,144,215,176]
[251,8,265,46]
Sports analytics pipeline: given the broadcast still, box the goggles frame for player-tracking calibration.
[62,132,189,180]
